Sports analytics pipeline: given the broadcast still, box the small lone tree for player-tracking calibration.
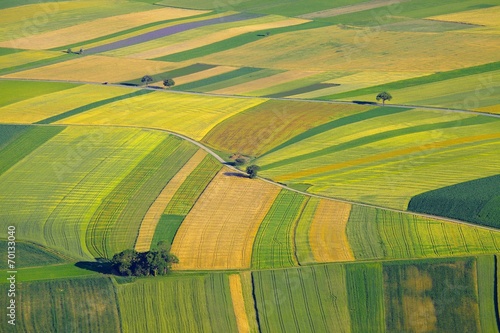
[141,75,153,87]
[246,165,261,179]
[376,91,392,105]
[163,78,175,88]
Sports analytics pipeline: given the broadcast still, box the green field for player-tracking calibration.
[117,273,238,332]
[152,154,221,248]
[253,264,352,333]
[0,277,120,332]
[409,174,500,228]
[0,240,67,268]
[347,206,500,260]
[383,258,481,333]
[251,190,307,269]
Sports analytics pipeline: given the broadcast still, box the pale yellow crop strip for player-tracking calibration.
[211,70,319,95]
[4,55,177,83]
[309,200,354,262]
[229,274,251,333]
[171,168,280,270]
[276,132,500,182]
[173,66,239,85]
[0,7,209,50]
[134,149,207,252]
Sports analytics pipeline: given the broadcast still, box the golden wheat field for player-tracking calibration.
[229,274,251,333]
[309,200,354,262]
[58,91,267,140]
[3,55,177,83]
[197,25,500,72]
[170,168,280,270]
[134,149,207,252]
[0,7,208,50]
[0,84,132,123]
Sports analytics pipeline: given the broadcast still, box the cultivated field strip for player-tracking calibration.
[86,13,262,54]
[4,55,177,83]
[0,127,168,259]
[347,206,500,261]
[229,274,251,333]
[294,197,320,265]
[0,1,166,43]
[253,264,352,333]
[172,65,239,86]
[383,258,480,333]
[476,255,499,333]
[203,100,370,156]
[0,125,64,176]
[59,91,266,140]
[0,84,131,123]
[6,277,120,332]
[0,80,77,108]
[150,155,221,249]
[251,190,307,269]
[135,149,206,252]
[86,137,197,258]
[171,168,280,269]
[0,7,208,50]
[131,17,308,60]
[117,273,238,332]
[0,50,60,70]
[309,200,354,262]
[345,263,385,332]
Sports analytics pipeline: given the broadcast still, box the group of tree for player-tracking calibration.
[66,48,84,55]
[246,165,261,179]
[111,242,178,277]
[141,75,175,88]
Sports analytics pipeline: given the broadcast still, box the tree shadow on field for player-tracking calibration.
[224,172,249,178]
[75,258,113,275]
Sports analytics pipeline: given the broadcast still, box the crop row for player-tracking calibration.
[251,190,307,269]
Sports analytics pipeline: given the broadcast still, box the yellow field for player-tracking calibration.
[428,6,500,28]
[0,50,61,70]
[211,70,319,95]
[197,25,500,72]
[309,200,354,262]
[0,7,208,50]
[0,1,159,44]
[134,150,207,252]
[229,274,251,333]
[130,17,308,59]
[299,0,406,19]
[59,91,266,140]
[477,104,500,114]
[3,55,177,83]
[0,84,132,123]
[173,66,239,85]
[289,70,432,99]
[275,132,500,182]
[170,168,280,270]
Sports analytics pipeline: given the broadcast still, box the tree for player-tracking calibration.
[141,75,153,87]
[234,157,246,166]
[376,91,392,105]
[163,78,175,88]
[111,243,178,277]
[246,165,261,179]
